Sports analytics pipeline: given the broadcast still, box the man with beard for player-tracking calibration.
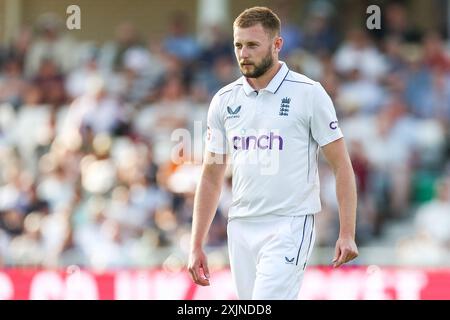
[188,7,358,299]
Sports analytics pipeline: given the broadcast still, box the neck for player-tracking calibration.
[246,61,281,91]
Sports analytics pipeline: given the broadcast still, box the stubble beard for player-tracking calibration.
[239,49,274,78]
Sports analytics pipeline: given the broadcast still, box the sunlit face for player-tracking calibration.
[233,24,281,78]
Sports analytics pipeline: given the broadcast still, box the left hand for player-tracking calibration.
[332,237,358,268]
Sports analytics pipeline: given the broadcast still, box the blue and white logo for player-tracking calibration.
[226,105,241,120]
[279,97,291,116]
[285,256,295,264]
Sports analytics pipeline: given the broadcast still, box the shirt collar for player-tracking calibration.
[242,61,290,96]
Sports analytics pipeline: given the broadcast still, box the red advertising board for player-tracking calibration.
[0,267,449,300]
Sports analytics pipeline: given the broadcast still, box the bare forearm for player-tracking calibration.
[191,170,224,249]
[322,139,359,266]
[335,163,357,239]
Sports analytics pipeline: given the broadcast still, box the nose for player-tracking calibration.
[239,46,249,59]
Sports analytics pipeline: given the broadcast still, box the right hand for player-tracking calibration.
[188,248,210,286]
[332,236,358,268]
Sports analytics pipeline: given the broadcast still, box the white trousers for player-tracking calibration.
[227,214,316,300]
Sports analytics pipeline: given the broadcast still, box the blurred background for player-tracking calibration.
[0,0,449,299]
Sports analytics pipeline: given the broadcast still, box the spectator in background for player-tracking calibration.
[17,183,49,216]
[8,211,45,266]
[80,135,117,196]
[420,31,450,122]
[65,46,103,100]
[99,21,142,72]
[163,12,200,63]
[55,223,88,267]
[336,67,385,114]
[0,208,25,239]
[119,44,165,105]
[198,24,233,66]
[397,177,450,266]
[369,97,417,221]
[382,35,409,75]
[422,31,450,72]
[0,58,27,108]
[341,95,417,227]
[0,26,32,71]
[303,0,338,55]
[428,66,450,123]
[193,55,240,98]
[414,177,450,248]
[1,4,450,269]
[274,0,304,59]
[37,164,76,212]
[133,74,192,164]
[64,75,126,136]
[374,1,422,43]
[25,13,78,77]
[334,29,388,82]
[11,84,52,175]
[405,32,450,121]
[32,59,66,108]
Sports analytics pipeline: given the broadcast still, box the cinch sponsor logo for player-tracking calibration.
[232,131,284,150]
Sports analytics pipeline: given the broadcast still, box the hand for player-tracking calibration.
[188,248,210,286]
[332,237,358,268]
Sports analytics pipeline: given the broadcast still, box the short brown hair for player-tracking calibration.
[233,7,281,38]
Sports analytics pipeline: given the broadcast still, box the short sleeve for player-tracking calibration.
[206,94,228,154]
[310,83,343,147]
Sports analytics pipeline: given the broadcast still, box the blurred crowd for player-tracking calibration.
[0,1,449,269]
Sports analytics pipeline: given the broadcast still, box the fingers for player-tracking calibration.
[188,257,210,286]
[332,242,359,268]
[333,249,358,267]
[188,263,199,283]
[195,263,210,286]
[333,251,346,268]
[332,245,340,266]
[202,261,210,281]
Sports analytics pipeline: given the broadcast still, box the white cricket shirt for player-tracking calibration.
[206,61,343,219]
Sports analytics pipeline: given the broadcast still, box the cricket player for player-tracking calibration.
[188,6,358,300]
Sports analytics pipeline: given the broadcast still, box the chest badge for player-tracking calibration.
[226,105,241,120]
[279,97,291,116]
